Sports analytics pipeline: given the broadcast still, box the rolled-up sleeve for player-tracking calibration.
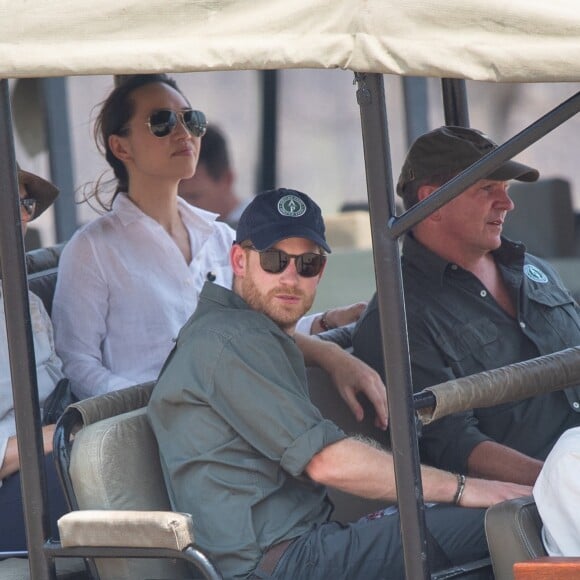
[200,327,346,474]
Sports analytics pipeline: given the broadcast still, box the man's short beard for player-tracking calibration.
[240,275,314,333]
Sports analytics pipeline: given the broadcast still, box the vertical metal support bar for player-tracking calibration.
[355,72,429,580]
[258,70,278,191]
[41,77,78,242]
[403,77,430,147]
[0,80,54,580]
[441,79,470,127]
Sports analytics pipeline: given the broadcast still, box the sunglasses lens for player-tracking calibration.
[149,110,177,137]
[296,253,326,277]
[20,198,37,221]
[257,250,325,277]
[183,110,207,137]
[259,250,288,274]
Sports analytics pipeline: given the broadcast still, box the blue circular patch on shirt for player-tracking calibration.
[524,264,549,284]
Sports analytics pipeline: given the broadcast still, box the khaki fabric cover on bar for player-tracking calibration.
[0,0,579,80]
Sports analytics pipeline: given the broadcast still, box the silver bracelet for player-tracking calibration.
[319,311,331,331]
[453,473,466,505]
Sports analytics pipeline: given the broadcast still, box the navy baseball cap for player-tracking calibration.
[235,188,331,253]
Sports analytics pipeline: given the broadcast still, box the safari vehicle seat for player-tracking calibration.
[54,381,221,580]
[484,496,546,580]
[307,365,389,522]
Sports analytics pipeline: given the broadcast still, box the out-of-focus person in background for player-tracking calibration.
[178,124,250,229]
[0,166,68,550]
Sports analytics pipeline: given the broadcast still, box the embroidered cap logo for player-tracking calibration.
[277,194,307,218]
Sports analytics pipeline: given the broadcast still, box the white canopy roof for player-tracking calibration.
[1,0,579,81]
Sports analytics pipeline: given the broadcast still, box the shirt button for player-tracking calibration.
[573,402,580,410]
[451,264,458,270]
[519,321,526,329]
[480,290,487,298]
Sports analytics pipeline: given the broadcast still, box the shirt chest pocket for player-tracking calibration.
[436,318,501,375]
[528,285,580,345]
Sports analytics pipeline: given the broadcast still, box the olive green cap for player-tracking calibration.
[396,126,539,200]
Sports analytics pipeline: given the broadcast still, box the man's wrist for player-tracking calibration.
[319,311,332,332]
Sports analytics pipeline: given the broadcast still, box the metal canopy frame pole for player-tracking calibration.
[41,77,78,243]
[355,72,429,580]
[258,70,278,191]
[403,77,429,147]
[0,79,54,580]
[441,79,470,127]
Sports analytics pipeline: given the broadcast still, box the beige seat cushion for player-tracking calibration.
[59,510,194,551]
[69,407,191,579]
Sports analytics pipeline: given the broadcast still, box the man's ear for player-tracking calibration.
[224,168,235,190]
[417,184,437,202]
[417,184,442,221]
[108,134,132,163]
[230,244,247,276]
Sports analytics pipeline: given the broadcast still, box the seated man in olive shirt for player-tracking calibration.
[353,126,580,486]
[149,187,529,579]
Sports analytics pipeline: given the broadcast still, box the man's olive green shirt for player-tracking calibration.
[353,235,580,474]
[148,282,346,579]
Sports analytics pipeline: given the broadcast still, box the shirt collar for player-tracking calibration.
[403,233,450,286]
[403,233,526,286]
[200,279,248,311]
[112,192,221,235]
[199,281,294,340]
[492,236,526,270]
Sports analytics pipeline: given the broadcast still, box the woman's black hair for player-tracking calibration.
[88,74,187,211]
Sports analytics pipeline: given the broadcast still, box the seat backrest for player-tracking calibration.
[307,366,389,523]
[485,496,547,580]
[26,243,65,316]
[68,391,191,579]
[70,407,170,511]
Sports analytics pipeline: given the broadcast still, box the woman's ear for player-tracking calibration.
[108,134,132,162]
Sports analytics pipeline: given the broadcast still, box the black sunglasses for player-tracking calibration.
[146,109,207,138]
[19,198,37,219]
[249,247,326,278]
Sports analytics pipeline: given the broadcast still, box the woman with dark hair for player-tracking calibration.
[52,75,387,430]
[53,74,235,399]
